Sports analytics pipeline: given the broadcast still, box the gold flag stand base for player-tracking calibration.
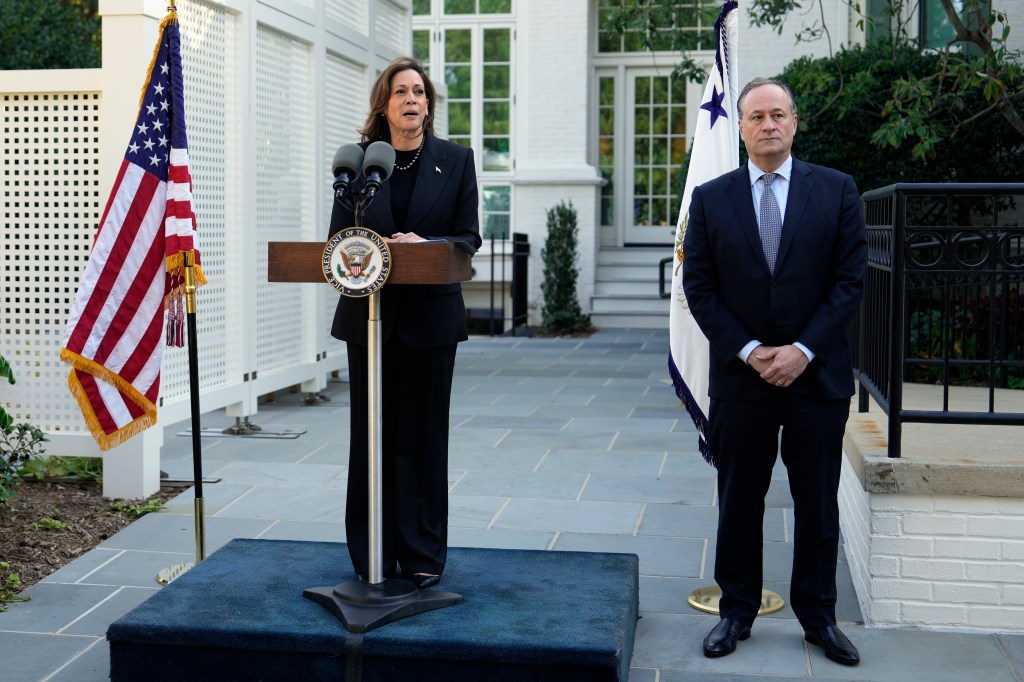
[156,562,194,586]
[687,585,785,616]
[155,497,207,586]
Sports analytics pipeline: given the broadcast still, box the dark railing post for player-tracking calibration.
[888,188,906,459]
[511,233,529,335]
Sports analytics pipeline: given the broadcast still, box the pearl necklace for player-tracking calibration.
[393,135,425,171]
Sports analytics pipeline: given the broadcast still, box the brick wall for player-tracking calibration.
[840,457,1024,631]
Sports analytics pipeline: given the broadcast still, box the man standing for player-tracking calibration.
[682,77,867,666]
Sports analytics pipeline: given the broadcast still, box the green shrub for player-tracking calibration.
[1,355,49,506]
[540,201,593,335]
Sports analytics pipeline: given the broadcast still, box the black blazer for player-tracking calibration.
[329,133,481,347]
[682,157,867,401]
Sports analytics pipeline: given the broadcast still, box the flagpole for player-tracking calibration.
[157,249,207,586]
[184,249,207,565]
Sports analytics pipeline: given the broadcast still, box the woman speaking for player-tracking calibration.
[328,56,481,589]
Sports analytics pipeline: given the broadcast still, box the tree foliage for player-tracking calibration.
[604,0,1024,161]
[540,202,593,335]
[783,40,1024,189]
[0,0,101,70]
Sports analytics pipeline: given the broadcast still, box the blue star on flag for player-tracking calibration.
[700,86,728,129]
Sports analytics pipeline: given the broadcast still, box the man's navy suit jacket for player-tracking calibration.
[329,133,481,348]
[682,157,867,402]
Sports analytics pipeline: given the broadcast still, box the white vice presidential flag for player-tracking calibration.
[668,1,739,466]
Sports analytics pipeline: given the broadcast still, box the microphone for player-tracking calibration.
[361,141,395,198]
[332,144,364,198]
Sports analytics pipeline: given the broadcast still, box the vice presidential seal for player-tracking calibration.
[323,228,391,297]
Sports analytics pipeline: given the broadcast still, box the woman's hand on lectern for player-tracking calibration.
[389,231,426,243]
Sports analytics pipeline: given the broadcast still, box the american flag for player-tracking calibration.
[668,1,738,466]
[61,10,204,451]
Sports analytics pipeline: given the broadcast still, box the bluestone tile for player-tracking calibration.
[582,473,715,505]
[0,632,99,681]
[493,498,642,534]
[553,533,704,578]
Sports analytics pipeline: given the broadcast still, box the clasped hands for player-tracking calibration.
[747,344,808,388]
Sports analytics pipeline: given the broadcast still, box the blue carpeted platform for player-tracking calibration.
[107,539,639,681]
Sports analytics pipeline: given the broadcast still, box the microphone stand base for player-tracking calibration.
[304,579,463,633]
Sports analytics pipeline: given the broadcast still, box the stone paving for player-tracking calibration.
[2,329,1023,680]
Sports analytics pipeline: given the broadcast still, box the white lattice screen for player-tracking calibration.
[254,25,316,375]
[328,0,369,35]
[0,1,410,496]
[1,90,103,432]
[375,0,409,54]
[160,0,241,404]
[322,54,367,357]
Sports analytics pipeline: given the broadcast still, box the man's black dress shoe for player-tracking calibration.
[804,625,860,666]
[703,618,751,658]
[411,573,441,589]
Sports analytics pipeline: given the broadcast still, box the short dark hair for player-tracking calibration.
[737,78,798,118]
[359,56,436,142]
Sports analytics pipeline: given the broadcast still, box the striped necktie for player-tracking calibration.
[759,173,782,274]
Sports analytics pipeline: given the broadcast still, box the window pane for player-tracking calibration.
[634,137,649,163]
[445,29,471,62]
[624,31,645,51]
[599,138,614,167]
[413,30,430,65]
[445,0,474,14]
[483,137,510,171]
[635,198,650,225]
[413,0,431,15]
[483,103,509,134]
[598,30,619,53]
[483,184,510,211]
[599,107,614,136]
[448,102,471,135]
[484,212,510,239]
[451,136,471,148]
[653,106,668,135]
[651,137,668,165]
[671,106,687,135]
[446,65,472,98]
[634,168,649,195]
[483,65,509,97]
[480,0,512,12]
[671,136,687,166]
[652,168,667,195]
[483,29,510,61]
[651,30,673,51]
[652,77,668,104]
[635,77,650,103]
[634,107,649,135]
[701,3,720,25]
[600,77,615,106]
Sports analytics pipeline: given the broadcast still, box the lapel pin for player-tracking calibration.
[435,166,442,174]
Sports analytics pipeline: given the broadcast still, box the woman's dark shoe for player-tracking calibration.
[411,573,441,589]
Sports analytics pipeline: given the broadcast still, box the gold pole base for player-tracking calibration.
[687,585,785,616]
[156,562,195,586]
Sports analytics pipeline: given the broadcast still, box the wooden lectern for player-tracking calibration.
[267,238,472,632]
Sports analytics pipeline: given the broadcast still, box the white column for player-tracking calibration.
[95,0,170,499]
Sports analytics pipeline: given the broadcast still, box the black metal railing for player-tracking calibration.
[853,183,1024,457]
[466,232,529,336]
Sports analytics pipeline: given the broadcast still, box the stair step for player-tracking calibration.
[591,295,670,314]
[590,310,668,329]
[597,247,673,266]
[595,279,664,296]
